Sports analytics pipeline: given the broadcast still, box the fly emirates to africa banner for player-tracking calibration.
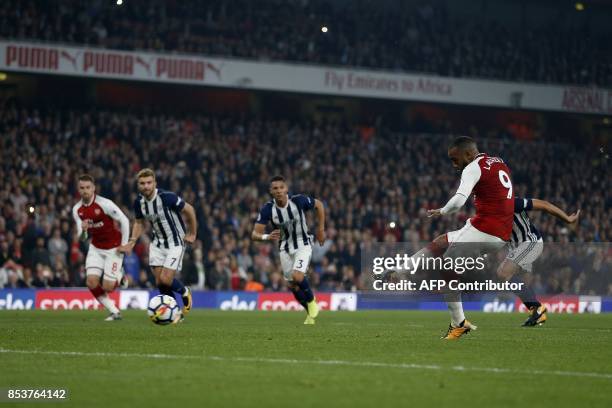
[1,41,611,115]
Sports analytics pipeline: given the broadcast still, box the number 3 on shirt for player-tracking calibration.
[498,170,513,199]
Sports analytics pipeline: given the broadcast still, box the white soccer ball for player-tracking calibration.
[147,294,181,325]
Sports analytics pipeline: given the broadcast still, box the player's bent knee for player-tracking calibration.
[86,275,100,289]
[102,279,116,292]
[432,234,448,244]
[291,271,305,282]
[428,234,449,257]
[497,260,517,280]
[158,276,172,286]
[159,268,175,285]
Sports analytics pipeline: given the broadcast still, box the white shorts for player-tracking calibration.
[85,245,124,281]
[280,246,312,281]
[506,239,544,272]
[446,219,507,258]
[149,244,185,271]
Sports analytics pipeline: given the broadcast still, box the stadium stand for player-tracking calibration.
[0,102,608,293]
[1,0,611,87]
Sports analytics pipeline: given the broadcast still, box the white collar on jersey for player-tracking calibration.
[144,188,158,202]
[273,195,290,209]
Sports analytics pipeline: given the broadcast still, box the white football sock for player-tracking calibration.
[444,292,465,327]
[97,294,120,314]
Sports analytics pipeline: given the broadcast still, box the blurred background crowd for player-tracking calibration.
[0,102,609,294]
[1,0,611,87]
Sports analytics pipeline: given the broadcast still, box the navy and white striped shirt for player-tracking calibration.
[134,189,187,249]
[511,197,542,247]
[257,194,315,253]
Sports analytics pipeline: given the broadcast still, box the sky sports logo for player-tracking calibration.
[215,293,355,311]
[35,290,119,310]
[217,293,333,311]
[0,290,35,310]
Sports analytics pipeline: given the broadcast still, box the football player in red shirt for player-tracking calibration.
[420,137,514,339]
[72,174,130,320]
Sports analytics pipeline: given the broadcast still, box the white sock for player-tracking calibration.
[97,294,120,314]
[444,292,465,327]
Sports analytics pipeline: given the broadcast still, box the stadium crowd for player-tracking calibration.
[1,0,611,87]
[0,102,609,294]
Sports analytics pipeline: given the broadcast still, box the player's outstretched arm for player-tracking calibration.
[428,160,480,217]
[532,199,580,225]
[428,194,468,217]
[117,218,144,254]
[251,223,280,241]
[314,198,326,245]
[181,202,198,244]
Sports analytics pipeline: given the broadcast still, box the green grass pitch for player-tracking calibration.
[1,310,611,408]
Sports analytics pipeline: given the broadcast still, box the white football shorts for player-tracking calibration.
[85,245,124,281]
[279,246,312,281]
[506,239,544,272]
[445,219,507,264]
[149,244,185,271]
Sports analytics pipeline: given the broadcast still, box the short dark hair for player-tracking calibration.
[449,136,477,151]
[136,168,156,180]
[270,175,285,184]
[78,174,95,183]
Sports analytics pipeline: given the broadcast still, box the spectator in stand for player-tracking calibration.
[31,263,52,288]
[29,237,52,270]
[50,262,71,287]
[47,228,68,265]
[266,271,285,292]
[244,271,264,292]
[229,256,247,290]
[3,270,21,289]
[0,239,13,266]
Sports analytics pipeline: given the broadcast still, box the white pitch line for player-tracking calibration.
[1,348,611,380]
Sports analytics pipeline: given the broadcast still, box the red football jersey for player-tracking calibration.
[72,195,129,250]
[465,153,515,241]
